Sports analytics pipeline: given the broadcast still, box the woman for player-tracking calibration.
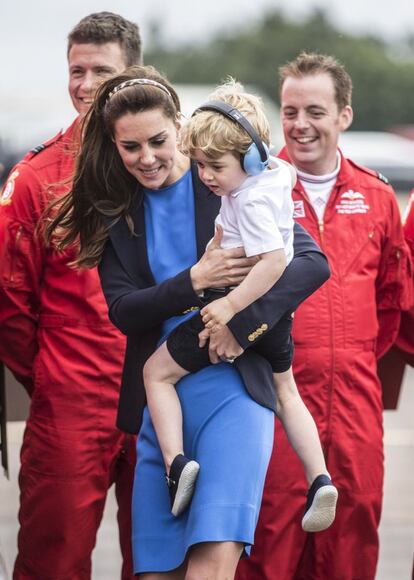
[46,65,330,579]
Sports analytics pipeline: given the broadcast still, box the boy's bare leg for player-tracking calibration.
[144,342,200,517]
[143,342,190,473]
[274,367,338,532]
[273,367,328,485]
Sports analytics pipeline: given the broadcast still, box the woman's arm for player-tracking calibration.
[190,224,256,292]
[99,235,257,336]
[98,238,197,335]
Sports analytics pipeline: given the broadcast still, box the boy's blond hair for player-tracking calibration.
[179,78,270,160]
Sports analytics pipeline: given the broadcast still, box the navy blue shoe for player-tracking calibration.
[166,454,200,517]
[302,474,338,532]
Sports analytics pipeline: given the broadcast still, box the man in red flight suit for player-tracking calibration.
[0,13,142,580]
[236,52,412,580]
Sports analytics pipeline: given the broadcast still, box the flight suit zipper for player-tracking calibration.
[318,219,324,243]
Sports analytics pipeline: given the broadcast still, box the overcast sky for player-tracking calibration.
[2,0,414,86]
[1,0,414,150]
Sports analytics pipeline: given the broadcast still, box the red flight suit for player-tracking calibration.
[0,120,135,580]
[377,191,414,408]
[236,150,412,580]
[396,192,414,362]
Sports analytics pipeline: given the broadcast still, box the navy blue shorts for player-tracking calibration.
[166,291,293,374]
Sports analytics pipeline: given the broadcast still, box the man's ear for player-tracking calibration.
[339,105,353,132]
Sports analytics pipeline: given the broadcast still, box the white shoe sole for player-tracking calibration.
[171,461,200,517]
[301,485,338,532]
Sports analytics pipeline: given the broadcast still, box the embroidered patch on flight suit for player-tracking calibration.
[335,190,370,214]
[293,200,305,218]
[0,170,19,205]
[376,172,389,184]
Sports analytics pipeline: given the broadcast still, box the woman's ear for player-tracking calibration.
[175,112,187,132]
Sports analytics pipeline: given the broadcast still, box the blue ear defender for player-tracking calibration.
[242,140,270,176]
[193,100,270,176]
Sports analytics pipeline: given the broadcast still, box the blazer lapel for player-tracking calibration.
[108,164,220,285]
[107,189,155,288]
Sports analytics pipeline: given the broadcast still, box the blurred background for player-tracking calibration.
[1,1,413,578]
[2,0,414,191]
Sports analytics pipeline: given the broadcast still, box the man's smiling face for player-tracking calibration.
[68,42,126,117]
[280,72,352,175]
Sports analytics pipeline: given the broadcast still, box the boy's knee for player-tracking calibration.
[143,353,158,383]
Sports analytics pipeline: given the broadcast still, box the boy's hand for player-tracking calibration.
[201,297,236,333]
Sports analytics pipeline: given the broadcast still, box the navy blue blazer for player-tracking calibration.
[98,163,330,434]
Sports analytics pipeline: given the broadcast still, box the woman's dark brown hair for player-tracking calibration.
[45,64,181,268]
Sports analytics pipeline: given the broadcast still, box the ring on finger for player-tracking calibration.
[221,356,236,363]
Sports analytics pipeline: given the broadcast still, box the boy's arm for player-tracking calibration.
[201,249,287,333]
[226,222,330,350]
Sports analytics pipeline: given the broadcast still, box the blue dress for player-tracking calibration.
[132,170,274,573]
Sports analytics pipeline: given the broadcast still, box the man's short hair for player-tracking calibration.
[67,11,142,67]
[279,52,352,110]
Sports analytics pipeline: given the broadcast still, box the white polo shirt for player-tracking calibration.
[214,157,295,263]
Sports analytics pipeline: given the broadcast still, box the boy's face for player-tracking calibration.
[192,149,247,196]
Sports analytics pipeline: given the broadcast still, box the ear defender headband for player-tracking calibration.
[194,100,269,176]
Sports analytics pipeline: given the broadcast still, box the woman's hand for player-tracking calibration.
[190,225,257,293]
[199,325,244,364]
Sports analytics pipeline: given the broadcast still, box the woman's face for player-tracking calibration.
[113,108,188,189]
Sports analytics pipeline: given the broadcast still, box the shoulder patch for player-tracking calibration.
[376,171,389,184]
[0,169,19,205]
[31,144,46,155]
[347,159,391,185]
[29,129,64,157]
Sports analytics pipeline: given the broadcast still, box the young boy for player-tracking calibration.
[143,81,338,529]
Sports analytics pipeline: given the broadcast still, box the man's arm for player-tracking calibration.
[376,190,414,408]
[0,164,46,394]
[375,191,413,359]
[395,192,414,362]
